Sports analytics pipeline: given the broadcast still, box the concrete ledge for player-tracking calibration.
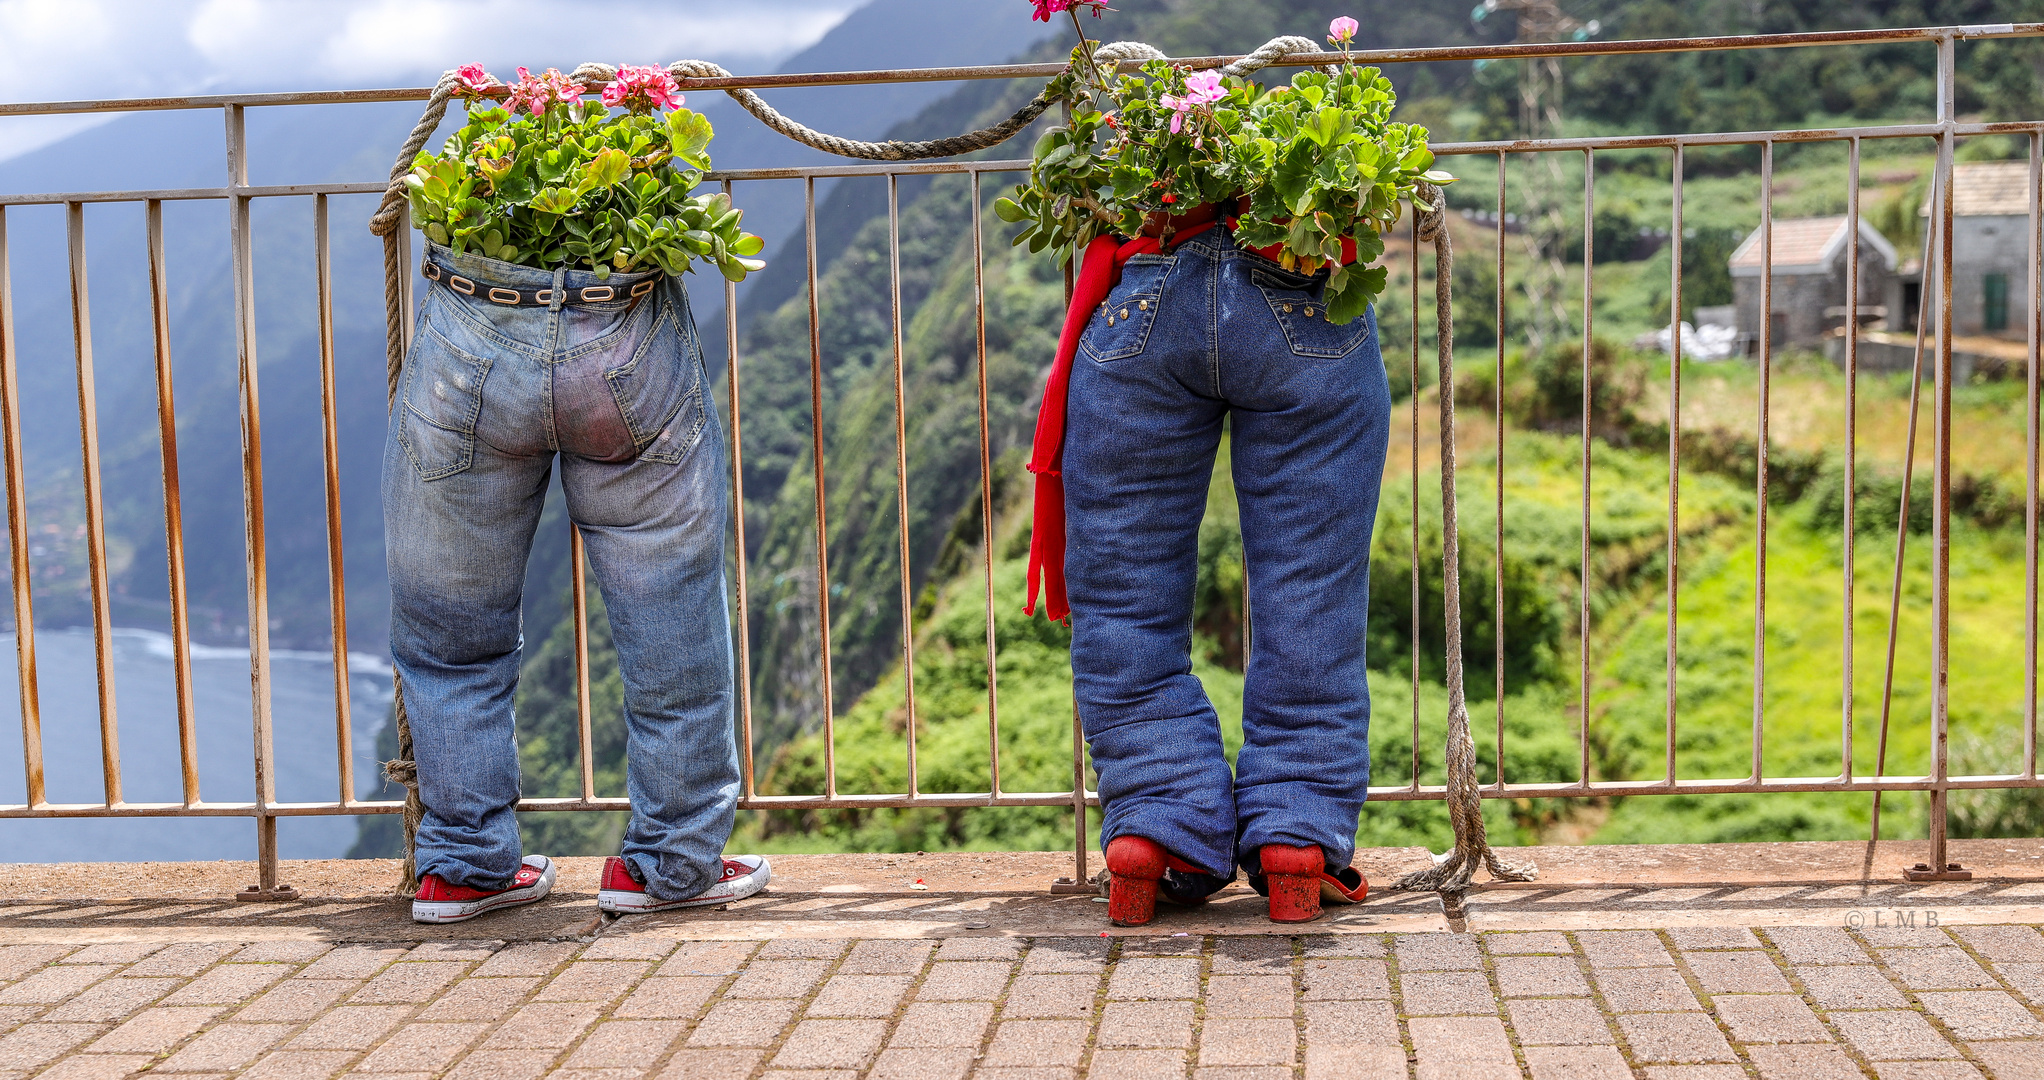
[2,840,2039,945]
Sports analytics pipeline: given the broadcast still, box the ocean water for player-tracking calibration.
[0,627,393,862]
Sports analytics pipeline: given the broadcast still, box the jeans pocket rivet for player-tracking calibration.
[1120,308,1129,318]
[1284,303,1295,313]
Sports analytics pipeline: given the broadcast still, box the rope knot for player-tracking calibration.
[666,59,732,82]
[1413,180,1448,245]
[1221,35,1326,78]
[381,757,418,787]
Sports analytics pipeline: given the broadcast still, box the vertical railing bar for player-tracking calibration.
[0,208,41,809]
[1070,692,1088,886]
[807,176,838,799]
[1666,145,1684,788]
[227,104,281,890]
[1869,138,1943,848]
[1409,208,1420,792]
[722,178,757,801]
[1579,147,1594,787]
[1754,139,1774,784]
[312,195,353,807]
[147,199,200,806]
[67,201,121,807]
[1928,36,1957,872]
[1843,139,1860,783]
[2028,130,2042,780]
[972,169,1002,797]
[572,524,594,801]
[888,172,920,797]
[1495,151,1508,790]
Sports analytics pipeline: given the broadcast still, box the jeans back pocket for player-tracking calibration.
[397,317,491,481]
[604,298,706,465]
[1081,255,1173,363]
[1250,262,1373,359]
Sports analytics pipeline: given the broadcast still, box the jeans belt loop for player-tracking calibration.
[549,268,567,313]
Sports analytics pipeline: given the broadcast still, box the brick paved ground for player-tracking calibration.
[6,923,2044,1078]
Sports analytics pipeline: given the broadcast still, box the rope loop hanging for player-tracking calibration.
[362,43,1528,901]
[1389,181,1540,897]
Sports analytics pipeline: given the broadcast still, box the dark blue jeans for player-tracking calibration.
[1064,226,1391,879]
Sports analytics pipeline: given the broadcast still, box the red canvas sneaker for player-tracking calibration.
[411,855,556,924]
[596,854,771,914]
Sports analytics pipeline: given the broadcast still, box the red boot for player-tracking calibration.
[1104,836,1215,927]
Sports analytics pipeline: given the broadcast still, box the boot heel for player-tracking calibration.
[1105,836,1167,927]
[1260,843,1325,924]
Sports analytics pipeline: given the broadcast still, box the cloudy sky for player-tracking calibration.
[0,0,867,160]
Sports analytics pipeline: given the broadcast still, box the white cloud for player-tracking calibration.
[0,0,860,162]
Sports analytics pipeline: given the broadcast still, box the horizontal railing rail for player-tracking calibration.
[0,24,2038,893]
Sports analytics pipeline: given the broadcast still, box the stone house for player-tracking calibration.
[1730,215,1899,351]
[1908,160,2038,338]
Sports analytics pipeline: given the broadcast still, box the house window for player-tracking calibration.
[1986,272,2009,332]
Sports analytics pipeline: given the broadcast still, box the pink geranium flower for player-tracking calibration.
[1328,16,1359,45]
[1159,70,1226,135]
[453,63,494,99]
[601,64,684,114]
[1030,0,1108,22]
[504,66,584,117]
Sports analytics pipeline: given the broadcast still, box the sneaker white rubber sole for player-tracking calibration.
[598,855,771,914]
[412,855,557,924]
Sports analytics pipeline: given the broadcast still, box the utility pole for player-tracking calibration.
[1474,0,1600,351]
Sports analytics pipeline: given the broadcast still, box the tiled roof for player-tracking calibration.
[1727,216,1898,275]
[1921,160,2033,217]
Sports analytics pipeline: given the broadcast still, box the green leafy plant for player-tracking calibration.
[406,64,764,282]
[995,18,1450,325]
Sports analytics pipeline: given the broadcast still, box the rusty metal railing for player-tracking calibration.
[0,22,2040,894]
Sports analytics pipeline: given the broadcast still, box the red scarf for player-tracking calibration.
[1023,218,1360,620]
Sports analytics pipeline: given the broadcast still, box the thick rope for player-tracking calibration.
[1390,183,1539,896]
[367,36,1325,243]
[369,70,461,241]
[1219,36,1325,76]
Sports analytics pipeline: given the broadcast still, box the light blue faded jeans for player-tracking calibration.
[385,242,738,900]
[1063,227,1391,881]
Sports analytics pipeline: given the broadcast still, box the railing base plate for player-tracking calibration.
[235,884,300,902]
[1902,862,1972,882]
[1049,876,1097,896]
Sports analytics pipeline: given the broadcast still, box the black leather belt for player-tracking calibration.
[422,261,659,306]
